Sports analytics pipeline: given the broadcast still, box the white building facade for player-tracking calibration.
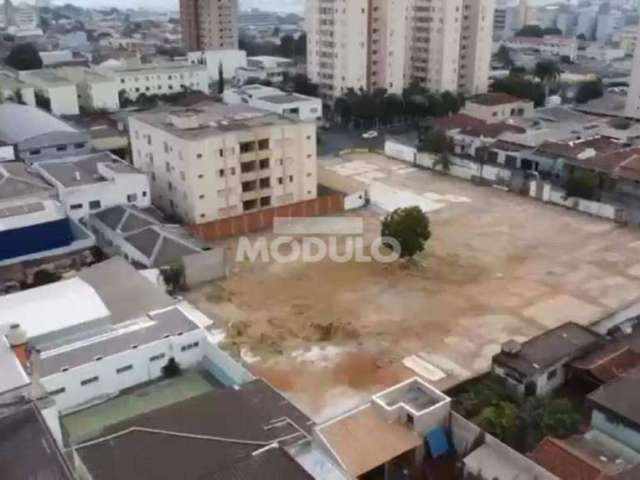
[99,63,209,101]
[129,104,318,225]
[306,0,495,100]
[223,85,322,121]
[627,23,640,120]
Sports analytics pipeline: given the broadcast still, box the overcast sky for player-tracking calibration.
[47,0,561,13]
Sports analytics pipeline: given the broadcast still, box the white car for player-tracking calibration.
[362,130,378,139]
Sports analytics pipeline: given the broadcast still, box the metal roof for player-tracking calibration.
[0,104,77,144]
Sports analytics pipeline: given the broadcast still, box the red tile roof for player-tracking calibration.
[530,437,604,480]
[571,346,640,384]
[460,122,527,139]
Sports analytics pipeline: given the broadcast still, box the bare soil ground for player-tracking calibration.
[187,153,640,421]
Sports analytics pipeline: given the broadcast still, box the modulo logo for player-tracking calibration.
[236,217,401,264]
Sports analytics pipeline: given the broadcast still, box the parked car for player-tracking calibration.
[362,130,378,139]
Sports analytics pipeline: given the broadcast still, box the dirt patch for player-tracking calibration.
[187,153,640,419]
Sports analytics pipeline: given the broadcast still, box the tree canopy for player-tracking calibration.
[515,25,545,38]
[381,206,431,259]
[6,43,43,71]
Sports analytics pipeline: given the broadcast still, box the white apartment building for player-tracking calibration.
[129,103,318,225]
[223,85,323,121]
[306,0,495,100]
[626,23,640,120]
[99,63,209,101]
[493,0,526,40]
[32,152,151,220]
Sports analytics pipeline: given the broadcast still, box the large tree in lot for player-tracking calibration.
[6,43,43,71]
[534,60,561,97]
[381,206,431,259]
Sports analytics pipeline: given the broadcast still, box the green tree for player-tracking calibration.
[217,62,225,95]
[6,43,43,71]
[161,263,185,295]
[334,96,353,126]
[455,375,513,418]
[574,79,603,104]
[476,401,520,444]
[565,171,599,200]
[534,60,562,97]
[291,74,319,97]
[294,32,307,57]
[381,206,431,259]
[420,128,450,154]
[522,397,582,451]
[495,45,514,68]
[493,74,546,107]
[543,27,563,36]
[441,90,462,115]
[280,34,295,58]
[516,24,545,38]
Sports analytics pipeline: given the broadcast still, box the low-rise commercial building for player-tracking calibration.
[55,67,120,112]
[32,152,151,220]
[129,103,317,225]
[99,63,209,101]
[244,55,296,84]
[18,69,80,116]
[223,84,322,121]
[0,104,91,162]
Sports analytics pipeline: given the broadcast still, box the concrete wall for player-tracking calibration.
[416,152,513,185]
[187,49,247,81]
[47,84,80,115]
[40,329,205,413]
[39,401,64,447]
[450,412,483,456]
[529,181,626,223]
[183,248,227,287]
[201,337,255,386]
[385,139,417,164]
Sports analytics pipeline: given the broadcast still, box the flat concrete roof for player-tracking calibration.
[132,103,302,140]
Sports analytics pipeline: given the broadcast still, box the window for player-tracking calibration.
[259,158,269,169]
[149,353,166,362]
[288,175,294,183]
[89,200,102,210]
[165,162,171,173]
[127,193,138,203]
[116,365,133,374]
[258,139,270,150]
[70,203,83,210]
[80,376,99,386]
[218,169,225,178]
[74,143,86,149]
[260,196,271,207]
[49,387,66,396]
[259,177,271,189]
[29,149,41,156]
[240,141,255,153]
[547,369,558,381]
[180,341,200,352]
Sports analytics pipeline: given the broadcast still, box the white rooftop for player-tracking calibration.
[0,277,110,340]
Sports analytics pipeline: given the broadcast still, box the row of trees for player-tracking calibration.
[332,84,465,129]
[238,33,306,59]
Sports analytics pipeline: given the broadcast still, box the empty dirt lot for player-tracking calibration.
[187,153,640,421]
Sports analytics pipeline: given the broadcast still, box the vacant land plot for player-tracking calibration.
[187,153,640,422]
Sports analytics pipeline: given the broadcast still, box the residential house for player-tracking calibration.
[87,204,207,268]
[588,367,640,453]
[492,322,604,397]
[463,93,535,124]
